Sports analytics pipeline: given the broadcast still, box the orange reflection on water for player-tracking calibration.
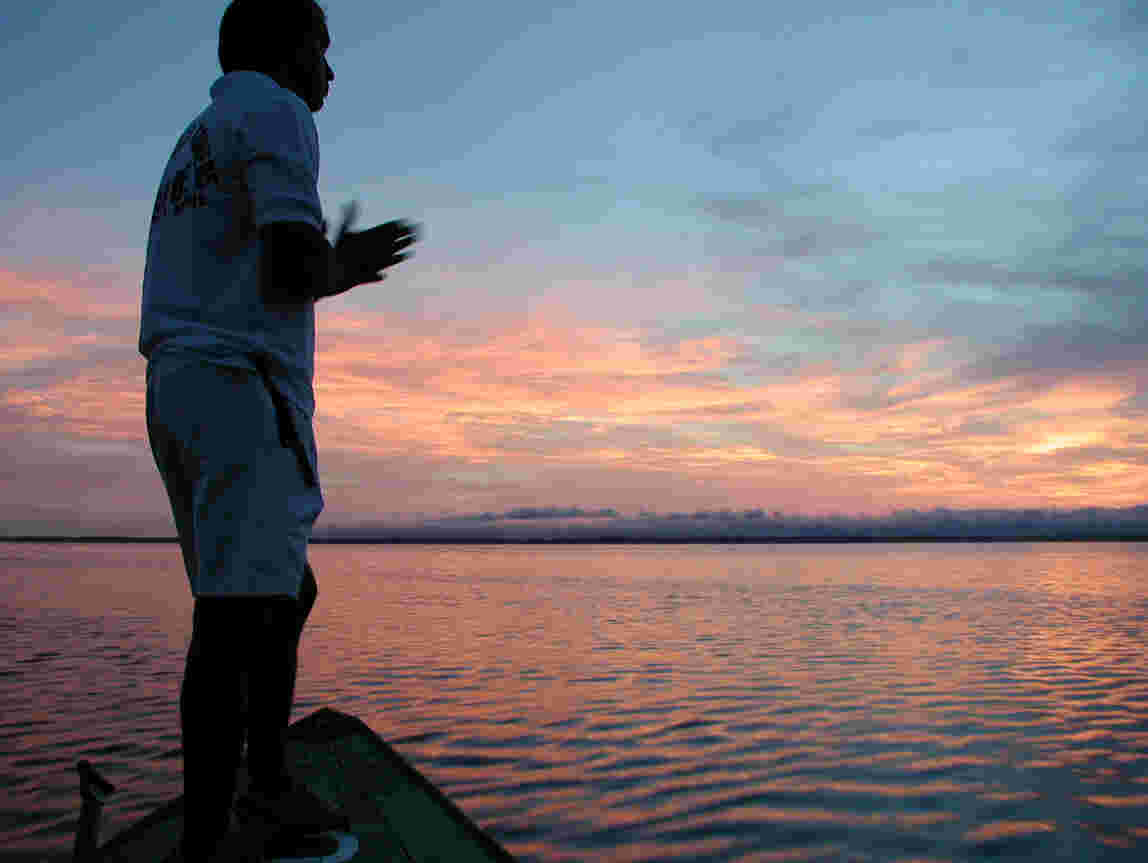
[963,820,1055,842]
[7,542,1148,861]
[1081,794,1148,808]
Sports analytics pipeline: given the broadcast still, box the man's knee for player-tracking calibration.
[192,596,297,658]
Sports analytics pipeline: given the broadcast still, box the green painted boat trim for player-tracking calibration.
[94,707,518,862]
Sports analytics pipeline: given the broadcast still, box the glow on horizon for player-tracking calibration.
[4,261,1148,534]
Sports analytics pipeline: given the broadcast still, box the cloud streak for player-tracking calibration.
[311,299,1148,521]
[5,253,1148,536]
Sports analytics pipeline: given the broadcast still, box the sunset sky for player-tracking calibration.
[3,0,1147,535]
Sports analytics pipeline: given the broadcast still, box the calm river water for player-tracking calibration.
[2,542,1148,861]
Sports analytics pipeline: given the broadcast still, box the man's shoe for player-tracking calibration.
[235,773,350,836]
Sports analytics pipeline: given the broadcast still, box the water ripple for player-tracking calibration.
[5,542,1148,861]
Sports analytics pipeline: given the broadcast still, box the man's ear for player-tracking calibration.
[264,49,297,91]
[266,59,288,90]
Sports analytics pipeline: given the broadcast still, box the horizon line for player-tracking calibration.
[5,534,1148,545]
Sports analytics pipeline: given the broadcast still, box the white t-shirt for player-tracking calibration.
[139,70,324,418]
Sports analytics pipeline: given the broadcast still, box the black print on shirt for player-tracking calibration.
[151,121,221,225]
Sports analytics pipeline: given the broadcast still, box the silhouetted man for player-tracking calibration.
[140,2,417,859]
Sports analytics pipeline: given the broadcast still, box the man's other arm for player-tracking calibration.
[260,216,417,304]
[259,221,347,304]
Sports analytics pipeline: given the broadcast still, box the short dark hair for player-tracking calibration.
[218,0,327,75]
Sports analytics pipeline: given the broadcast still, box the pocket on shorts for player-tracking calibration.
[257,380,318,489]
[282,398,319,488]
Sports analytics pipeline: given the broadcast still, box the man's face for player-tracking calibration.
[277,20,334,112]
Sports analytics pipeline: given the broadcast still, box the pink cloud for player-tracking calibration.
[4,264,1148,533]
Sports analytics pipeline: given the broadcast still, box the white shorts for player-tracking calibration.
[146,356,323,598]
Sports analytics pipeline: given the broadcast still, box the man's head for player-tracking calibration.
[219,0,334,112]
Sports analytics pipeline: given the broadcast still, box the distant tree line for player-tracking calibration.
[312,505,1148,542]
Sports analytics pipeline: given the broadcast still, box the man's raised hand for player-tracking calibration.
[332,201,419,291]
